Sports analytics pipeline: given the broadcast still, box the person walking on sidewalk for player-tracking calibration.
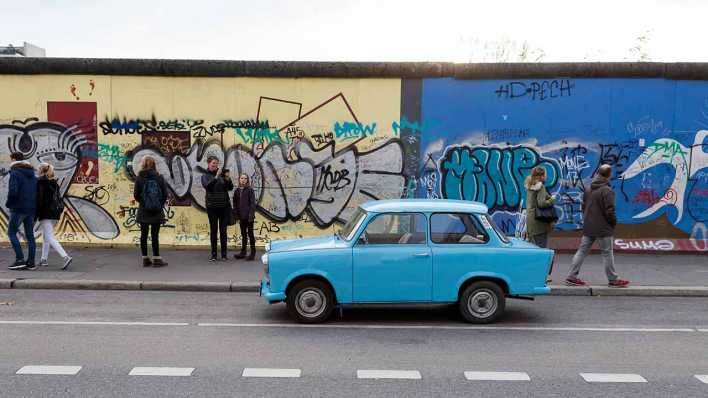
[233,173,257,261]
[6,152,38,271]
[133,156,169,268]
[524,166,555,283]
[525,166,555,249]
[201,156,233,261]
[36,163,72,270]
[565,164,630,287]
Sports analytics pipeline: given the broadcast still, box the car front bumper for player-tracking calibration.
[260,279,286,303]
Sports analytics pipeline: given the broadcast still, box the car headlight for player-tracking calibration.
[265,242,271,252]
[261,253,269,265]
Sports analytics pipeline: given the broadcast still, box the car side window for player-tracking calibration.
[360,213,426,245]
[430,213,489,244]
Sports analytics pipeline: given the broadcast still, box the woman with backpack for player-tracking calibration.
[201,156,234,261]
[36,163,72,270]
[233,173,257,260]
[133,155,169,267]
[524,166,556,282]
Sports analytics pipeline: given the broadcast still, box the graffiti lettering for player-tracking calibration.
[312,131,334,146]
[494,80,574,100]
[614,239,675,251]
[334,122,376,140]
[316,164,352,193]
[83,185,111,206]
[97,143,128,173]
[440,145,559,211]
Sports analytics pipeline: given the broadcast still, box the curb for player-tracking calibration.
[549,285,708,297]
[1,278,260,293]
[1,279,707,296]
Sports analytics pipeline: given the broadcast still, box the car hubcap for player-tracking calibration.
[296,288,326,318]
[468,289,497,318]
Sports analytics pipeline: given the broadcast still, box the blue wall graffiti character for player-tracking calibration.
[439,145,559,211]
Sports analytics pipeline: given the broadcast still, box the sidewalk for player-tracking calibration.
[1,248,707,296]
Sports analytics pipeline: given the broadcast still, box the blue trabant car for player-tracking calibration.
[260,199,553,323]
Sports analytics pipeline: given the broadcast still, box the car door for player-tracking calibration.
[352,212,432,302]
[429,212,501,302]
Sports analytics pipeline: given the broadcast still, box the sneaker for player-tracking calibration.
[24,263,37,271]
[152,258,168,268]
[221,255,228,261]
[234,252,246,259]
[61,256,73,271]
[39,259,49,267]
[608,278,630,288]
[209,255,217,262]
[8,260,27,270]
[564,277,587,286]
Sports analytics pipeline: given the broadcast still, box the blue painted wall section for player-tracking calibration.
[419,78,708,251]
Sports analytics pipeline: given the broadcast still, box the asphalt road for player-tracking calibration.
[0,290,707,397]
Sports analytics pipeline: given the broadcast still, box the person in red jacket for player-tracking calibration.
[565,164,630,287]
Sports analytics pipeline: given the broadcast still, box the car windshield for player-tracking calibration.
[484,214,510,244]
[338,208,367,241]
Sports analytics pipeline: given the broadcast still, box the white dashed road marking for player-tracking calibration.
[16,366,82,375]
[580,373,647,383]
[0,321,189,326]
[695,375,708,384]
[464,371,530,381]
[357,370,422,380]
[128,367,194,376]
[242,368,302,378]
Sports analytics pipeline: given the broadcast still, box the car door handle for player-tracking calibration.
[413,252,430,257]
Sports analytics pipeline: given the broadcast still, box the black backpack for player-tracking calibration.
[48,181,65,217]
[141,178,163,211]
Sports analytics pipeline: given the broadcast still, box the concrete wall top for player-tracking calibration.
[2,58,708,79]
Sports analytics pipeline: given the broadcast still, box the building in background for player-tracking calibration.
[0,42,46,57]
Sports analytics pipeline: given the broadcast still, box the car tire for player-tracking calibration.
[459,281,505,324]
[286,279,335,324]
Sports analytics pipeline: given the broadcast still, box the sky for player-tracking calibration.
[1,0,703,62]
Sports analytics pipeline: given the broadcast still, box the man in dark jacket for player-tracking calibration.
[201,156,233,261]
[565,164,630,287]
[6,152,38,270]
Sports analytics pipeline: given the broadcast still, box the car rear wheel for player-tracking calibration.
[286,279,335,323]
[459,281,505,324]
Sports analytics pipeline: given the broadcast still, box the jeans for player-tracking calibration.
[530,232,549,248]
[207,207,229,257]
[140,223,161,257]
[239,220,256,255]
[40,220,67,260]
[568,235,619,282]
[8,211,36,263]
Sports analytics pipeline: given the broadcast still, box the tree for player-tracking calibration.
[628,29,652,62]
[465,37,546,63]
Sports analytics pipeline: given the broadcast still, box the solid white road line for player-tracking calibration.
[197,323,696,333]
[464,371,530,381]
[357,370,422,380]
[0,321,189,326]
[128,367,194,376]
[242,368,302,378]
[580,373,647,383]
[695,375,708,384]
[16,366,82,375]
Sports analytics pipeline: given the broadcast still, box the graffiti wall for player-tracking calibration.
[420,78,708,252]
[1,70,707,252]
[0,75,408,246]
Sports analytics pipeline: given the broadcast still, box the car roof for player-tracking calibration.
[360,199,489,214]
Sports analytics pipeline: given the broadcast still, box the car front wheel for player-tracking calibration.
[459,281,505,324]
[286,279,335,323]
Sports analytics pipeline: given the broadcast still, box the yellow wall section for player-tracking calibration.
[0,75,403,247]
